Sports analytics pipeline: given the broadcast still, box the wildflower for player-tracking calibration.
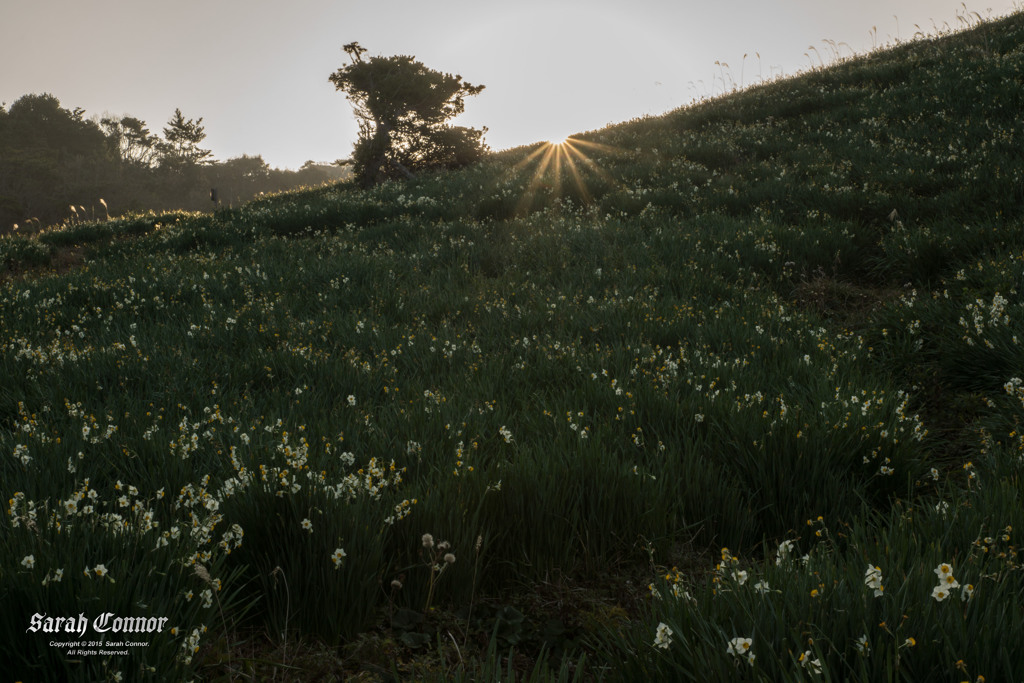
[443,553,456,565]
[799,651,822,674]
[732,569,749,585]
[754,580,770,594]
[301,518,313,533]
[903,637,916,648]
[390,578,403,590]
[961,584,975,601]
[776,539,795,565]
[864,564,884,597]
[94,564,108,578]
[347,395,356,406]
[856,634,870,655]
[331,548,347,568]
[935,562,959,586]
[422,533,435,549]
[499,425,514,443]
[21,555,35,569]
[654,622,673,650]
[932,584,952,601]
[727,637,755,665]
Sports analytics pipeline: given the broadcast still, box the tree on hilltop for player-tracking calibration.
[329,42,487,187]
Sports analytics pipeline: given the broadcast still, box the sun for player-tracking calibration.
[501,133,624,216]
[544,131,575,147]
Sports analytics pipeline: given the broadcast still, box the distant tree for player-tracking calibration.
[101,115,160,167]
[0,94,111,228]
[159,108,213,171]
[329,42,487,187]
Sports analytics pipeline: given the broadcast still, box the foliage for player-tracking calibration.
[157,108,213,172]
[329,42,487,187]
[2,9,1024,681]
[0,95,350,233]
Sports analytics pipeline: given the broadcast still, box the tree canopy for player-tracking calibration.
[0,94,349,232]
[329,42,487,187]
[159,108,213,171]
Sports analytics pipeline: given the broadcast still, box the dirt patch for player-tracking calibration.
[790,273,902,327]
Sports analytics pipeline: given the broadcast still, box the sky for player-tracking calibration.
[2,0,1019,170]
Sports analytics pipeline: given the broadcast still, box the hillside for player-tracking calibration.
[3,11,1024,681]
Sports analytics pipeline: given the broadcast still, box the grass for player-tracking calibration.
[3,9,1024,681]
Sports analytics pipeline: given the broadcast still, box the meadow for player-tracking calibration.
[3,9,1024,681]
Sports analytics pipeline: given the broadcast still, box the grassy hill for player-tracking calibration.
[3,10,1024,681]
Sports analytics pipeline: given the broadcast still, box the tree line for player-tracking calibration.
[2,43,489,232]
[0,94,348,233]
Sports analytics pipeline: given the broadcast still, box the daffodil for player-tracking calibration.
[653,622,672,650]
[799,650,822,674]
[864,564,884,597]
[727,637,755,665]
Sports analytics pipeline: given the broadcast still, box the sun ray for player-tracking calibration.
[499,134,630,217]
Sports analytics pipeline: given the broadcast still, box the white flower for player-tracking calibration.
[301,518,313,533]
[347,395,356,407]
[932,584,952,601]
[799,650,822,674]
[422,533,434,549]
[753,580,770,594]
[727,637,755,665]
[864,564,884,597]
[443,552,456,565]
[331,548,347,568]
[856,634,870,655]
[961,584,975,601]
[94,564,108,577]
[653,622,673,650]
[499,425,514,443]
[934,562,958,586]
[775,540,795,565]
[21,554,35,569]
[732,569,748,585]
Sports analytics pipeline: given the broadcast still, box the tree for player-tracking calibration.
[329,42,487,187]
[159,108,213,171]
[101,115,160,168]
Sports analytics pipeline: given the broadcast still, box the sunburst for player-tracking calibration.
[506,135,624,215]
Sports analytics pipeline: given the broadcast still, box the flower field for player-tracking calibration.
[3,10,1024,681]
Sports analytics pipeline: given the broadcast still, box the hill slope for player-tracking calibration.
[3,11,1024,681]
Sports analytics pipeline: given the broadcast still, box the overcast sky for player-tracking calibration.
[2,0,1019,169]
